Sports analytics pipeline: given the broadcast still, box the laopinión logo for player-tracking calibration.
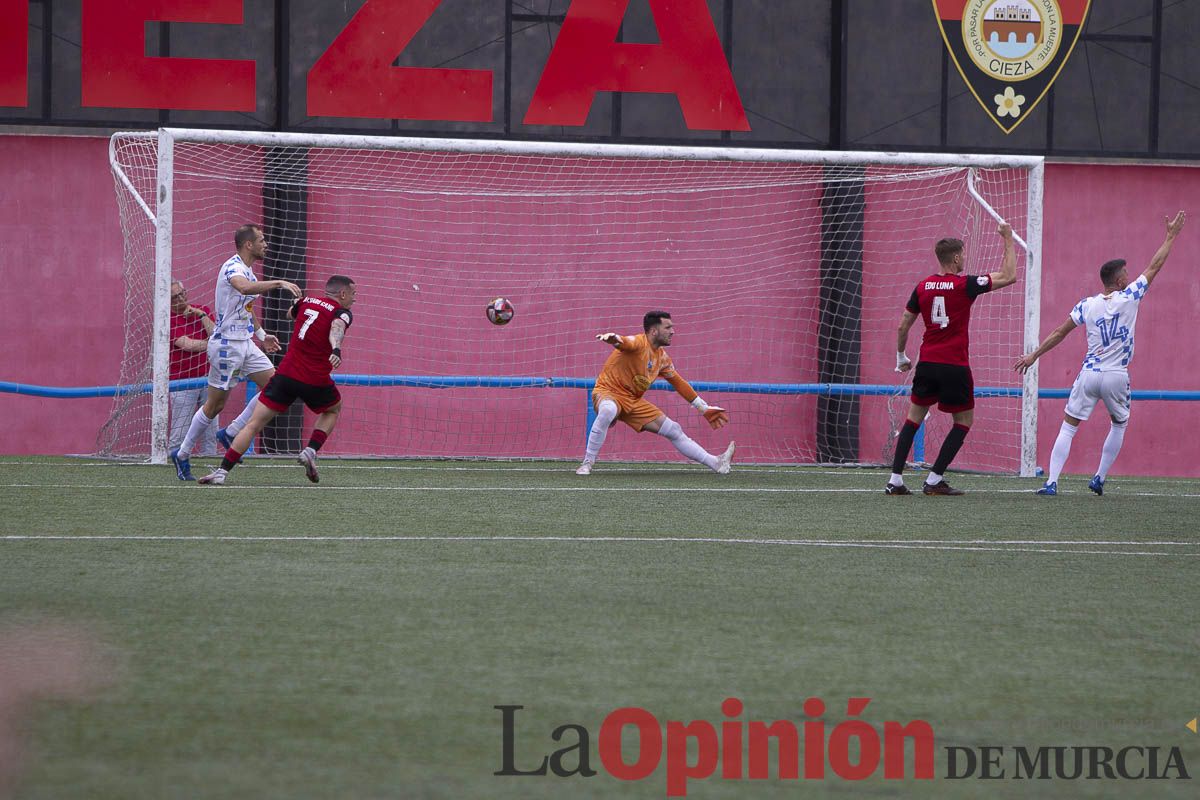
[494,699,1192,796]
[496,697,934,797]
[933,0,1092,133]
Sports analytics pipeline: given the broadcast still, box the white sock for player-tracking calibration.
[178,409,217,458]
[657,418,718,471]
[583,400,619,463]
[1047,420,1078,484]
[1096,420,1128,480]
[888,473,905,487]
[925,471,943,486]
[225,392,260,437]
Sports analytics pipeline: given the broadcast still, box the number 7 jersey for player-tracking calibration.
[1070,273,1148,373]
[277,296,354,386]
[906,273,993,366]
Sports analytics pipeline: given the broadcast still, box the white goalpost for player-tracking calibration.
[105,128,1043,475]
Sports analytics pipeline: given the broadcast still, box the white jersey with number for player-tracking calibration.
[1069,273,1149,373]
[212,254,258,340]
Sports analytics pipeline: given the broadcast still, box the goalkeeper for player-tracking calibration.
[576,311,734,475]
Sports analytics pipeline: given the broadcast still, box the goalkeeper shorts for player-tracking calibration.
[593,391,663,432]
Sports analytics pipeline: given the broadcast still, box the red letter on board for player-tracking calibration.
[307,0,492,121]
[81,0,255,111]
[524,0,748,131]
[0,0,29,107]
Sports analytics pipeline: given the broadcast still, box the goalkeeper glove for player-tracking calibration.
[692,397,729,429]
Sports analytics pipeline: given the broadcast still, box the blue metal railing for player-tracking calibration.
[5,375,1198,401]
[7,376,1198,462]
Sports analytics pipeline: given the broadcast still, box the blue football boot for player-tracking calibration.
[169,447,194,481]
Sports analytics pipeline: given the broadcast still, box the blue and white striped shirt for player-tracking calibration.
[211,254,257,341]
[1070,274,1149,372]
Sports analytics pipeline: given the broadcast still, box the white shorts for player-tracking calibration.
[1064,370,1131,424]
[207,338,274,391]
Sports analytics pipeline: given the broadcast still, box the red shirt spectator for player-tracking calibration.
[169,282,213,379]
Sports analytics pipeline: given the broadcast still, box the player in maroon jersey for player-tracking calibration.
[199,275,357,485]
[886,223,1017,496]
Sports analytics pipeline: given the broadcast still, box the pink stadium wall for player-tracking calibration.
[0,135,127,454]
[1,134,1197,477]
[1035,163,1200,479]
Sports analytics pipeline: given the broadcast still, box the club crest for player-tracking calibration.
[934,0,1091,133]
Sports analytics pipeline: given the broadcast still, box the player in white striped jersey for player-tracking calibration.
[170,224,301,480]
[1015,211,1185,495]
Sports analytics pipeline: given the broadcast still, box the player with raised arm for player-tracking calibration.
[199,275,357,485]
[1016,211,1185,496]
[169,224,301,480]
[576,311,734,476]
[887,222,1018,495]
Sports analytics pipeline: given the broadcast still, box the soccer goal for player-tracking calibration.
[105,129,1043,474]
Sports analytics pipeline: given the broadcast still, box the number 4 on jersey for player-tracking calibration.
[931,296,950,328]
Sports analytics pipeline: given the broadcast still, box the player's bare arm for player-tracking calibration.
[183,305,215,335]
[988,222,1018,289]
[229,275,302,299]
[1142,210,1186,286]
[895,310,918,372]
[172,335,208,353]
[1014,317,1077,374]
[328,318,348,369]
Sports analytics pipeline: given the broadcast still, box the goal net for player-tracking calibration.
[104,130,1042,473]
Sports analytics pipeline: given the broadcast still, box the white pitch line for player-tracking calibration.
[0,462,907,477]
[7,460,1200,491]
[3,460,855,474]
[2,535,1193,545]
[1,535,1196,557]
[4,461,1197,485]
[0,483,914,494]
[3,482,1200,498]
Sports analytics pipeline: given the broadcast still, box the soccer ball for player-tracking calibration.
[486,297,515,325]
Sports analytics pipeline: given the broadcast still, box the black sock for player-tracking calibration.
[892,420,920,474]
[931,424,970,477]
[219,447,242,472]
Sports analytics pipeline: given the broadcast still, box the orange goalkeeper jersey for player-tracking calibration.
[594,334,680,400]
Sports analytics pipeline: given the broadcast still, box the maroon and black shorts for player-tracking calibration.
[910,361,974,413]
[260,373,341,414]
